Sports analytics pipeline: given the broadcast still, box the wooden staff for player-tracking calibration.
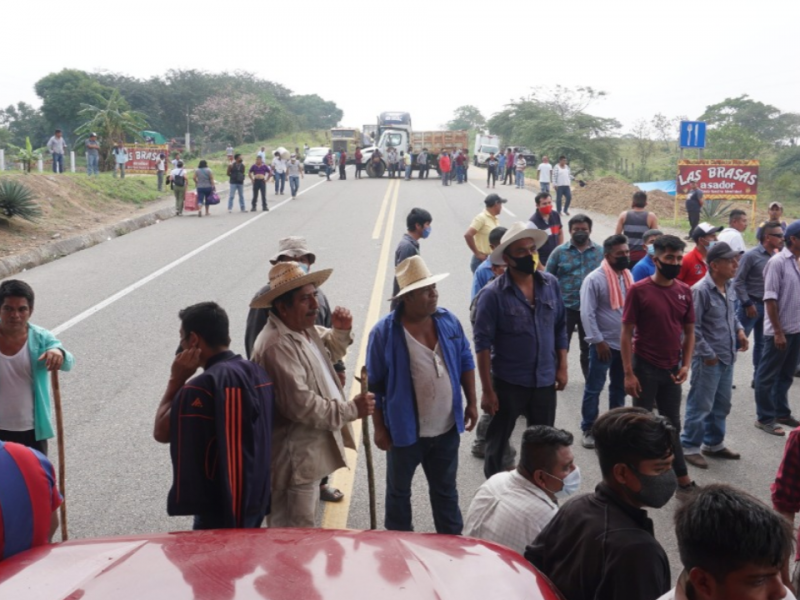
[50,370,68,541]
[358,366,377,530]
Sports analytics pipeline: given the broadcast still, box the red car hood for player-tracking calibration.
[0,528,563,600]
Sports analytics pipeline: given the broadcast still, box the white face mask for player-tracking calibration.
[544,466,582,500]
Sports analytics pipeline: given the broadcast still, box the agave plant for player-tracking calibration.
[700,199,735,225]
[16,137,42,173]
[0,179,42,221]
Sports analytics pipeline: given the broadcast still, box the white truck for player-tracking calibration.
[474,133,501,166]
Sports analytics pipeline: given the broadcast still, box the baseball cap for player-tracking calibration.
[706,241,742,263]
[643,229,663,241]
[692,222,723,241]
[485,193,508,207]
[769,201,783,210]
[89,132,97,137]
[786,220,800,240]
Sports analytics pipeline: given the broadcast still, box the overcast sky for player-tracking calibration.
[5,0,799,137]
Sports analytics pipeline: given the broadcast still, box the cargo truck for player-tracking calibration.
[361,127,469,178]
[330,127,361,164]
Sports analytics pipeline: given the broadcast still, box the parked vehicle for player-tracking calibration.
[330,127,361,164]
[0,529,565,599]
[474,133,501,166]
[362,125,377,146]
[303,147,330,174]
[361,128,469,177]
[512,145,536,165]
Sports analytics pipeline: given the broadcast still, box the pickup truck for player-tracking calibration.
[361,129,469,177]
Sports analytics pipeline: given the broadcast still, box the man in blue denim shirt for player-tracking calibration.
[474,222,568,479]
[367,256,477,533]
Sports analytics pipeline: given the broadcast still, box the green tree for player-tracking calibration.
[488,88,619,174]
[74,89,148,171]
[705,123,766,160]
[289,94,342,129]
[447,105,486,131]
[700,95,800,145]
[34,69,117,138]
[0,102,51,147]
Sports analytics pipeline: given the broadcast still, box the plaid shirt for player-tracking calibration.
[772,429,800,559]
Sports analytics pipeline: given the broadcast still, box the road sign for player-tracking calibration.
[680,121,707,149]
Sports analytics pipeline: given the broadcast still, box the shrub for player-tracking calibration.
[0,180,42,221]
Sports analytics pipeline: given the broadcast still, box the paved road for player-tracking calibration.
[11,167,794,581]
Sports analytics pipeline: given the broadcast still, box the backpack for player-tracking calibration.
[173,170,186,187]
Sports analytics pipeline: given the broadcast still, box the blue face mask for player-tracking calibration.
[647,244,655,256]
[707,241,718,250]
[422,226,432,239]
[298,262,309,274]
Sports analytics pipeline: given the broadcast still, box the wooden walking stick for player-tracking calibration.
[50,370,68,541]
[357,366,377,530]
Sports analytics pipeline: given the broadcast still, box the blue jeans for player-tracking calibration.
[228,183,245,210]
[681,357,734,453]
[274,172,286,193]
[556,186,572,213]
[114,163,126,178]
[755,333,800,424]
[385,426,462,534]
[470,254,483,273]
[539,182,550,194]
[456,165,465,183]
[87,154,99,176]
[325,166,333,180]
[580,346,626,432]
[515,170,525,188]
[289,175,300,197]
[737,300,765,371]
[441,171,449,185]
[405,165,412,179]
[52,153,63,173]
[196,187,213,207]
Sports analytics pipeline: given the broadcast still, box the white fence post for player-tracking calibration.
[0,149,5,171]
[37,158,43,172]
[70,151,76,173]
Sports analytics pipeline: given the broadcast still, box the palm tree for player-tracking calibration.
[75,90,149,171]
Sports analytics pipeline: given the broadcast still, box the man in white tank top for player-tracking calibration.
[0,280,74,455]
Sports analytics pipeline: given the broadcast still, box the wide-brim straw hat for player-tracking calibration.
[490,221,548,264]
[391,256,449,300]
[250,262,332,309]
[269,236,316,265]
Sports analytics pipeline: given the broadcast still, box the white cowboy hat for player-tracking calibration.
[269,236,316,265]
[250,262,332,309]
[490,221,548,264]
[391,256,449,301]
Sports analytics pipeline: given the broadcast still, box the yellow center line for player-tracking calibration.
[371,180,395,240]
[322,178,400,530]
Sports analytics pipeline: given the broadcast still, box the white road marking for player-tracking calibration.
[467,181,517,217]
[51,178,329,336]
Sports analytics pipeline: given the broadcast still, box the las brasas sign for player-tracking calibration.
[125,144,170,174]
[677,160,759,200]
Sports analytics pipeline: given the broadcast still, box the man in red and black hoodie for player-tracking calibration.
[154,302,273,530]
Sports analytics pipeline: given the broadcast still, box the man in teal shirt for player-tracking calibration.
[0,280,74,455]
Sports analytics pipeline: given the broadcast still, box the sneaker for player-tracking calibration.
[471,442,486,459]
[228,210,232,214]
[755,420,785,436]
[250,208,257,212]
[702,447,741,460]
[264,206,269,212]
[777,415,800,428]
[685,453,708,469]
[582,432,595,449]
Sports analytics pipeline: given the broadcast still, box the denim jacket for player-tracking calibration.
[366,307,475,448]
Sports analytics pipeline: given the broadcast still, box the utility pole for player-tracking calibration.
[185,108,191,153]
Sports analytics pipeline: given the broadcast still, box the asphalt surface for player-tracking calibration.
[10,166,795,582]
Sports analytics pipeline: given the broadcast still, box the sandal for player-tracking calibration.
[754,421,785,436]
[320,484,345,503]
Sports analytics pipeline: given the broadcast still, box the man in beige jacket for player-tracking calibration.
[251,261,375,527]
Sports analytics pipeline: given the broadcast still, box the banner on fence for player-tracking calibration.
[125,144,170,174]
[676,159,759,200]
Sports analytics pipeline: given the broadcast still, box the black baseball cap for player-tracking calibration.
[485,193,508,207]
[706,241,742,263]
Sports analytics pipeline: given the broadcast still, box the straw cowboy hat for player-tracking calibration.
[391,256,449,301]
[250,261,332,309]
[269,236,317,265]
[490,221,549,265]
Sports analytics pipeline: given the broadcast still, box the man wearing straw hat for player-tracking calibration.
[250,262,375,527]
[473,222,569,479]
[367,256,478,534]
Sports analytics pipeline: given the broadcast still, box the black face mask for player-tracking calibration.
[510,254,536,275]
[627,465,677,509]
[572,231,589,245]
[612,256,630,271]
[656,259,681,280]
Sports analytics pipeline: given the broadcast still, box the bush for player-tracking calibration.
[0,180,42,221]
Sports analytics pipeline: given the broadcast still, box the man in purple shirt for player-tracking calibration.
[473,222,568,478]
[249,157,272,212]
[754,220,800,436]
